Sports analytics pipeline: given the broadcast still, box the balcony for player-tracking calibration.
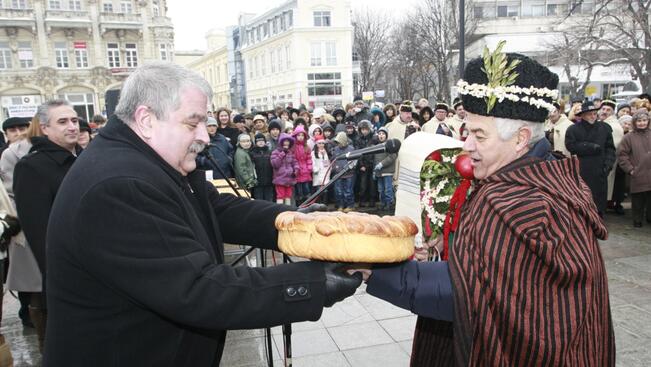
[0,7,36,29]
[99,12,143,34]
[45,9,91,32]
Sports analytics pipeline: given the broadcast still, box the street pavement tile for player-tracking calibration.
[356,294,413,320]
[291,351,352,367]
[378,315,417,342]
[398,340,413,357]
[320,296,375,328]
[272,328,339,359]
[611,304,651,339]
[221,335,279,367]
[327,320,393,350]
[227,328,266,341]
[605,260,651,288]
[343,343,410,367]
[271,319,324,335]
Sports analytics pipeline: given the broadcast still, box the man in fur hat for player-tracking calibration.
[421,102,453,137]
[359,42,615,366]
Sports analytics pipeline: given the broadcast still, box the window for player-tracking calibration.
[263,23,269,38]
[285,44,291,69]
[287,10,293,27]
[325,41,336,66]
[580,1,594,14]
[260,53,266,76]
[55,42,69,68]
[255,55,261,78]
[546,3,568,16]
[497,3,519,17]
[75,48,88,68]
[11,0,27,9]
[280,14,286,31]
[120,1,132,13]
[103,2,113,12]
[277,48,283,72]
[159,43,168,60]
[125,43,137,67]
[273,17,279,34]
[48,0,61,9]
[310,42,322,66]
[107,42,120,67]
[0,42,12,69]
[307,73,342,96]
[69,0,81,10]
[313,11,331,27]
[152,0,159,16]
[270,50,276,73]
[248,58,253,78]
[473,5,496,18]
[255,27,260,42]
[17,41,33,68]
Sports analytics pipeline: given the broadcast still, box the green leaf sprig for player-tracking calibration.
[480,40,521,113]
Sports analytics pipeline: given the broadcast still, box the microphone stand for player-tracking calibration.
[299,159,358,208]
[202,150,276,366]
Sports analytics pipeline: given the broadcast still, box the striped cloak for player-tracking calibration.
[449,156,615,366]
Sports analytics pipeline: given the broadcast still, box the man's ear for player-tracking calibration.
[516,127,532,153]
[132,105,154,139]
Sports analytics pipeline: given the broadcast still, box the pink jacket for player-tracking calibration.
[292,125,313,183]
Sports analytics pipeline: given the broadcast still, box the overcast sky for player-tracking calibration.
[168,0,415,51]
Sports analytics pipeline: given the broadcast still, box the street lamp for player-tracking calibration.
[459,0,465,79]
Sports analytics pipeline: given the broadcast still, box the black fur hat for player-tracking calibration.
[460,52,559,123]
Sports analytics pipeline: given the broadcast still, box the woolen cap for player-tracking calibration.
[2,117,30,131]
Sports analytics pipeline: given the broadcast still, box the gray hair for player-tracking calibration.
[115,62,213,125]
[494,117,545,148]
[631,111,649,124]
[37,99,71,126]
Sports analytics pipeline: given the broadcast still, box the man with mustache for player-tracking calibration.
[13,99,81,352]
[43,62,362,366]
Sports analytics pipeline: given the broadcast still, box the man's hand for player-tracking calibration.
[323,263,363,307]
[414,236,442,262]
[346,266,372,282]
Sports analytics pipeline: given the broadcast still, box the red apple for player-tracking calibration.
[427,151,442,162]
[455,154,474,179]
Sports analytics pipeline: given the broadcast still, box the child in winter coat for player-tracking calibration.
[307,124,324,150]
[292,125,313,205]
[250,133,274,202]
[355,120,377,208]
[270,133,299,205]
[373,127,397,211]
[267,119,283,151]
[332,132,355,211]
[311,135,331,204]
[233,134,257,191]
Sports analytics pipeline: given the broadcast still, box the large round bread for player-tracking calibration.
[275,211,417,263]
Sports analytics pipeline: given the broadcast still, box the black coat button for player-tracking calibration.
[298,286,308,296]
[286,287,297,297]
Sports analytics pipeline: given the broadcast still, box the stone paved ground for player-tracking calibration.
[1,209,649,367]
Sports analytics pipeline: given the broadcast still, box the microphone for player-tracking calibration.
[336,139,401,160]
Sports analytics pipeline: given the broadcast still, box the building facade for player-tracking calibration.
[183,0,354,112]
[0,0,174,121]
[466,0,634,101]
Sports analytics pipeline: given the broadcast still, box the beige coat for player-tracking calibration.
[550,114,573,158]
[0,139,42,291]
[605,115,624,198]
[448,115,465,140]
[421,117,451,135]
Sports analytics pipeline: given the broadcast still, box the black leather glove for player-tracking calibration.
[2,215,20,238]
[297,203,328,213]
[323,262,363,307]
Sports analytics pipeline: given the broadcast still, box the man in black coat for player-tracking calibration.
[566,101,616,215]
[13,99,81,351]
[44,62,361,367]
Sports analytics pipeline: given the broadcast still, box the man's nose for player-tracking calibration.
[196,122,210,144]
[463,135,475,152]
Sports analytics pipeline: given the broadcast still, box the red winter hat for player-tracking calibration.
[314,134,325,143]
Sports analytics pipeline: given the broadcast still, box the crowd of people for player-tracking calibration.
[198,98,470,211]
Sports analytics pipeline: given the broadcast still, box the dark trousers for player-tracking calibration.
[334,177,355,208]
[631,191,651,224]
[612,166,627,203]
[358,169,377,205]
[252,185,274,202]
[294,182,312,203]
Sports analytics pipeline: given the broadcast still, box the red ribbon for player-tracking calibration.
[442,178,472,260]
